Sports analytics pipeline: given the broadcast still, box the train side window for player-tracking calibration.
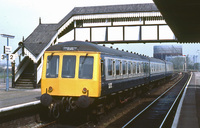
[133,62,136,74]
[46,55,59,78]
[128,62,131,74]
[120,61,122,75]
[116,60,120,75]
[79,56,94,79]
[62,55,76,78]
[122,61,127,75]
[137,62,140,74]
[141,63,143,73]
[144,63,147,73]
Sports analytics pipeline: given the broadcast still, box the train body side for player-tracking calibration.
[100,54,150,96]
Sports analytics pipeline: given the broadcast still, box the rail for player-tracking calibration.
[122,72,190,128]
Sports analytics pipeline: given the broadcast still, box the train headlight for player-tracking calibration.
[48,86,53,93]
[82,88,87,94]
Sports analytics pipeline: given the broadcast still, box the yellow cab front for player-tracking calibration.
[41,51,101,98]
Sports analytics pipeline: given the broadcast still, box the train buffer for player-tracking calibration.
[0,86,40,113]
[172,72,200,128]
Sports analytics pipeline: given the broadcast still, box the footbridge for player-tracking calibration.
[11,3,176,88]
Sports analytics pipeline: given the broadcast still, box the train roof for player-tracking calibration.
[149,57,165,63]
[46,41,148,61]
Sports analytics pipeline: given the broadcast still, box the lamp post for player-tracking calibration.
[1,34,15,91]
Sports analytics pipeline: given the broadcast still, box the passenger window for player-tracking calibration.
[141,63,143,73]
[79,56,94,79]
[46,55,59,78]
[62,56,76,78]
[137,62,140,74]
[122,61,126,75]
[107,59,113,76]
[133,62,136,74]
[116,60,120,75]
[128,62,131,74]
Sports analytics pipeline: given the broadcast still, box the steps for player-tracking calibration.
[15,61,35,89]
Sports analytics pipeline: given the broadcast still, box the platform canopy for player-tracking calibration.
[153,0,200,42]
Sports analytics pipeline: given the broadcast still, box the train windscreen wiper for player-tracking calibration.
[81,53,88,64]
[48,52,55,61]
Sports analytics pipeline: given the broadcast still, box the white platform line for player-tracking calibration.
[171,72,193,128]
[0,100,41,113]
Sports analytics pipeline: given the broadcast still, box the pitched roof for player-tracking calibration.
[58,3,158,28]
[23,24,58,56]
[22,3,158,58]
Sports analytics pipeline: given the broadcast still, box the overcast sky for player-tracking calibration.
[0,0,200,63]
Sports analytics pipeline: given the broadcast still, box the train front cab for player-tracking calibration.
[41,51,101,108]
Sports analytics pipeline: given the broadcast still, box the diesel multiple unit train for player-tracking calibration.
[40,41,173,118]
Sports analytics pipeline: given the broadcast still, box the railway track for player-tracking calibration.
[0,73,183,128]
[120,72,190,128]
[39,73,181,128]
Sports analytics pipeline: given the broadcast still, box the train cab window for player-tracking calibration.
[79,56,94,79]
[62,56,76,78]
[46,55,59,78]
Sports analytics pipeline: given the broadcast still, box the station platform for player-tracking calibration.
[0,83,41,112]
[173,72,200,128]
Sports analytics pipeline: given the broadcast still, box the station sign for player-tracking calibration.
[4,46,12,54]
[1,54,5,61]
[1,54,15,62]
[9,54,15,62]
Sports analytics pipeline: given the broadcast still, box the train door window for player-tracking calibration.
[46,55,59,78]
[79,56,94,79]
[112,60,116,76]
[116,60,120,75]
[62,55,76,78]
[101,59,104,77]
